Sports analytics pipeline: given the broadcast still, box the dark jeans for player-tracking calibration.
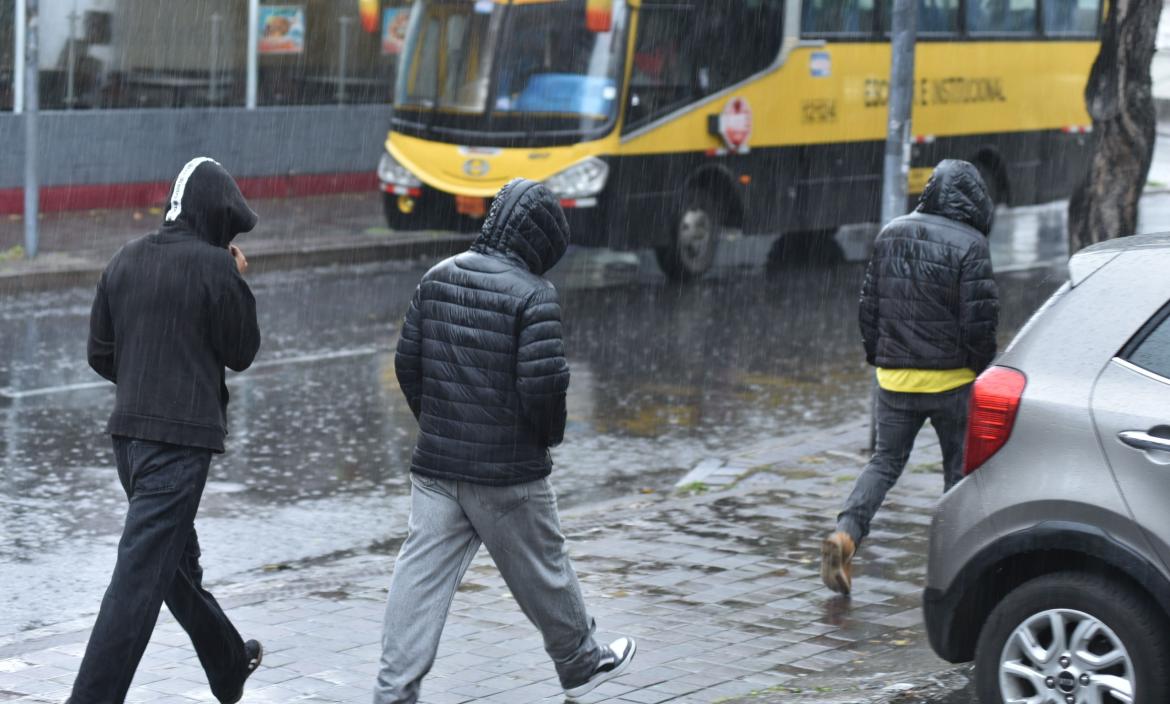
[837,384,971,545]
[70,437,246,704]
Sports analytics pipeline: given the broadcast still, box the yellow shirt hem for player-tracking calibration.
[876,367,976,394]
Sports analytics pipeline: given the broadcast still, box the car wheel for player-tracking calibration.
[975,572,1170,704]
[655,191,721,281]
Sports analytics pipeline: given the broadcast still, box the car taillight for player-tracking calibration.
[963,366,1027,475]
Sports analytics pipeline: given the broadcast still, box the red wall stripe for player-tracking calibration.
[0,172,378,215]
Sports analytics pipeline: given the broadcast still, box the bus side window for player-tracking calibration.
[625,1,785,133]
[967,0,1038,34]
[802,0,878,37]
[697,0,785,88]
[625,6,699,130]
[878,0,959,36]
[1042,0,1101,35]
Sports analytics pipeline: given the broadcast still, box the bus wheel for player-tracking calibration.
[766,229,843,274]
[656,191,721,281]
[975,160,1004,206]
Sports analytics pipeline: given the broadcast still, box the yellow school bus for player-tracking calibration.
[377,0,1100,279]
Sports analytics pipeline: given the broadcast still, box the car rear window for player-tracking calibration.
[1124,303,1170,380]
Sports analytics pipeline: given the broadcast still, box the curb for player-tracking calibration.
[0,232,473,295]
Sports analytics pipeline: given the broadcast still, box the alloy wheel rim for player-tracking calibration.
[999,608,1135,704]
[677,208,713,269]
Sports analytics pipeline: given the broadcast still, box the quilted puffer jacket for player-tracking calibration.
[394,179,571,485]
[859,159,1000,373]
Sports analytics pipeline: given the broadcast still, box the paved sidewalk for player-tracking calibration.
[0,193,471,292]
[0,417,968,704]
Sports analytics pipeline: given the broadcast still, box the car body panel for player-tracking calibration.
[924,233,1170,662]
[1093,357,1170,573]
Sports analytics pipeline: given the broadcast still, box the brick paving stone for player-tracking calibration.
[0,421,959,703]
[616,686,680,704]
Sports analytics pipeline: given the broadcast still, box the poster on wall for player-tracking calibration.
[382,8,410,55]
[259,6,306,55]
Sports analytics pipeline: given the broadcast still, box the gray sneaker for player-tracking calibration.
[564,637,637,701]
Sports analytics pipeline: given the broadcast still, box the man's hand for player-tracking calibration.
[229,244,248,275]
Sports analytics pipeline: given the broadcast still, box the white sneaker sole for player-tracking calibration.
[564,639,638,701]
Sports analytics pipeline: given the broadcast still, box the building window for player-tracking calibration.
[92,1,248,110]
[38,1,122,110]
[258,0,406,107]
[2,0,407,111]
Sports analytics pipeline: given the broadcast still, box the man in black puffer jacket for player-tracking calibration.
[821,159,999,595]
[375,180,636,704]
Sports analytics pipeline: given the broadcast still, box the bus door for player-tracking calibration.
[615,0,788,278]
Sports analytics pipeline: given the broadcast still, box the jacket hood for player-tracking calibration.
[915,159,994,235]
[472,179,569,275]
[162,157,258,247]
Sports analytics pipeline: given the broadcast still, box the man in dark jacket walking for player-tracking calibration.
[821,159,999,595]
[376,179,636,703]
[70,158,263,703]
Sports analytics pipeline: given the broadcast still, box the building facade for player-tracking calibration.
[1,0,410,213]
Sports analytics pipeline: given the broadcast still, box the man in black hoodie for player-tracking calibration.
[375,180,636,704]
[70,158,263,704]
[821,160,1000,595]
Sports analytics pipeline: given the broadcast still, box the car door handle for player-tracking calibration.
[1119,430,1170,453]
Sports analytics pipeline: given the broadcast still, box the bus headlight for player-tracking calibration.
[378,150,422,188]
[544,158,609,199]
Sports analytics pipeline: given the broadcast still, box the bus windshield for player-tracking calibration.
[394,0,628,144]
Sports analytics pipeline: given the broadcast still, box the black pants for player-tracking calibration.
[837,384,971,545]
[70,437,245,704]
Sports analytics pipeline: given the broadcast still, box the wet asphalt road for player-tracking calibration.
[7,187,1167,647]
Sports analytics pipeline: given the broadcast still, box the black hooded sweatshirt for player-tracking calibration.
[859,159,1000,374]
[394,179,570,485]
[88,158,261,452]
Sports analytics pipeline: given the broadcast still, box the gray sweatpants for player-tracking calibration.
[374,473,602,704]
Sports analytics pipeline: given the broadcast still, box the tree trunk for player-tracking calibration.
[1067,0,1161,253]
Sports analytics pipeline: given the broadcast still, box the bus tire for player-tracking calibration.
[656,191,721,281]
[974,158,1005,206]
[766,229,843,274]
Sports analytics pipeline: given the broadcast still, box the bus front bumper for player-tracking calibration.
[381,183,609,245]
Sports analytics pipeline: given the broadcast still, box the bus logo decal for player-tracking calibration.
[810,51,832,78]
[463,159,491,177]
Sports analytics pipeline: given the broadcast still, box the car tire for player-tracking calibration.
[974,572,1170,704]
[655,191,721,282]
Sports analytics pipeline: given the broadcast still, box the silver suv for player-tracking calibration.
[924,233,1170,704]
